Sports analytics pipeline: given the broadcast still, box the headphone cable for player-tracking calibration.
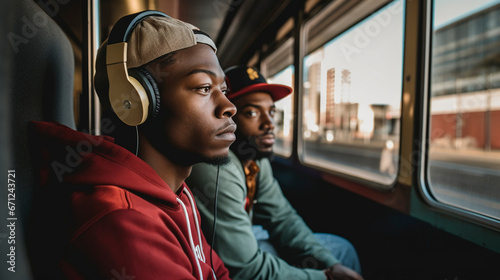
[135,126,139,156]
[210,165,220,274]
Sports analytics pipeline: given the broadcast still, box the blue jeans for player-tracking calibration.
[252,225,362,274]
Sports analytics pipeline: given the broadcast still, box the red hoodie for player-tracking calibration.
[30,121,231,280]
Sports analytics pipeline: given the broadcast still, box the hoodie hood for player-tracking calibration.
[32,121,179,206]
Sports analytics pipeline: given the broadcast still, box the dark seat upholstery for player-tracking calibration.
[0,0,75,278]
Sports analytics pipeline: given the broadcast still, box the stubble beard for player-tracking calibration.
[230,130,274,162]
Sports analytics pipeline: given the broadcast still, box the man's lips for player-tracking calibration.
[216,123,237,141]
[258,134,275,146]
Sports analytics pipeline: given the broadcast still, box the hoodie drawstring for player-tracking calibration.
[183,189,206,262]
[177,197,203,280]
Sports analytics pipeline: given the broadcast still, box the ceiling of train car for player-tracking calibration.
[37,0,297,67]
[215,0,296,67]
[44,0,231,46]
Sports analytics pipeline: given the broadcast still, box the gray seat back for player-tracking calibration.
[0,0,75,278]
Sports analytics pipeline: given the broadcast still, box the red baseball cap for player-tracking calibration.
[224,65,292,102]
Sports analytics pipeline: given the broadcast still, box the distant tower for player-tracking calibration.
[341,69,352,103]
[308,62,321,128]
[325,68,336,129]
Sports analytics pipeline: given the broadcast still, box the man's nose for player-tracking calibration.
[260,113,274,130]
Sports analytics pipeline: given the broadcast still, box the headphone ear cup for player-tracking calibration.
[128,68,161,120]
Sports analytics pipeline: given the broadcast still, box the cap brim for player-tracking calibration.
[227,83,292,102]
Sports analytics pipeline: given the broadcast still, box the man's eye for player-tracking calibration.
[197,86,211,94]
[246,111,257,117]
[269,110,276,117]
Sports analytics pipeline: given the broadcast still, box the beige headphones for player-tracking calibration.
[105,11,165,126]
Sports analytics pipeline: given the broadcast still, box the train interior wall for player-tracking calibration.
[271,158,500,280]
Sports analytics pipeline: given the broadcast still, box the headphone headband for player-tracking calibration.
[108,10,169,44]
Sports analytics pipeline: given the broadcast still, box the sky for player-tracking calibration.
[307,0,404,107]
[269,0,500,111]
[300,0,500,108]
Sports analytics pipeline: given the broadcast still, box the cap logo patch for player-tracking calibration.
[247,68,259,80]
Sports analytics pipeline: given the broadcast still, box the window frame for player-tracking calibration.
[418,0,500,230]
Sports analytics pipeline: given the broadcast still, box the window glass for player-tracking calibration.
[302,0,404,187]
[427,0,500,220]
[267,66,295,157]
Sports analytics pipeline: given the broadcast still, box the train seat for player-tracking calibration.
[1,0,75,279]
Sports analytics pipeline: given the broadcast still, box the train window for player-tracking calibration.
[425,0,500,222]
[262,39,295,157]
[301,0,404,188]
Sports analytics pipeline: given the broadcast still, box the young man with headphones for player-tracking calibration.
[187,66,363,280]
[30,11,234,280]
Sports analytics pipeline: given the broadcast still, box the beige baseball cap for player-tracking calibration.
[124,16,217,68]
[94,14,217,110]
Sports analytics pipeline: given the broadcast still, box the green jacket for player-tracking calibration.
[187,151,338,280]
